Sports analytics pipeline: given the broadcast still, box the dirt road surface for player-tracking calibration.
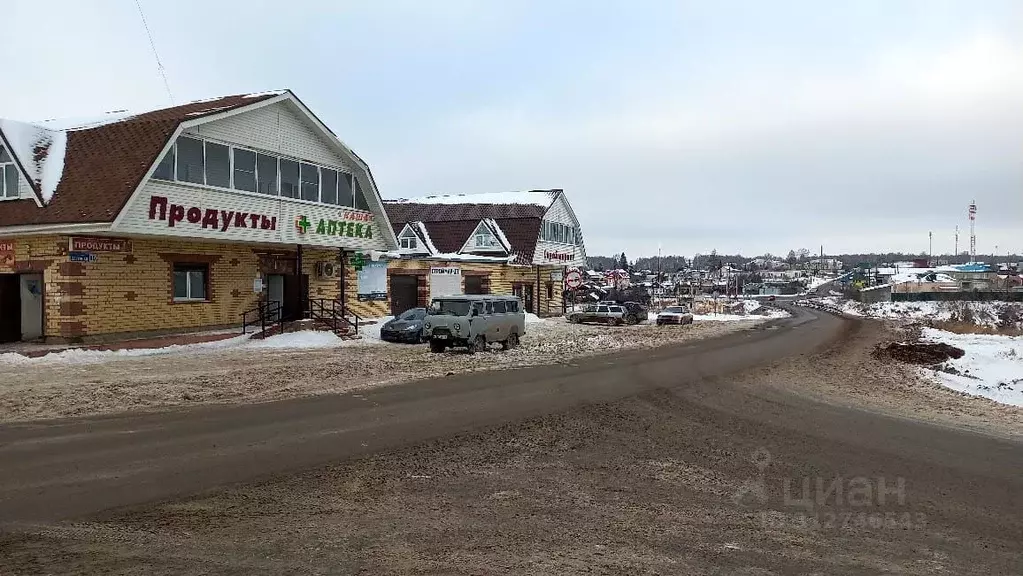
[2,305,1021,574]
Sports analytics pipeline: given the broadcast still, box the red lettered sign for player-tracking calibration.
[70,237,133,252]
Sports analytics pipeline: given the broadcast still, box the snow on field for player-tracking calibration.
[920,328,1023,407]
[831,300,1021,329]
[806,276,833,291]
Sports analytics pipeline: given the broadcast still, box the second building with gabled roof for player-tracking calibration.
[378,190,587,317]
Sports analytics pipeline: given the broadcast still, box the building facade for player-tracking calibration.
[0,91,398,343]
[369,190,588,318]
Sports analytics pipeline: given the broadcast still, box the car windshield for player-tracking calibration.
[665,306,685,313]
[398,308,425,321]
[431,300,471,316]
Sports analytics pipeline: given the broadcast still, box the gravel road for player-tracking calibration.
[1,308,1020,575]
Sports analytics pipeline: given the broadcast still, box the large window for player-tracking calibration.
[233,149,257,192]
[279,159,300,198]
[205,142,231,188]
[256,153,278,196]
[153,146,175,181]
[338,172,354,207]
[172,263,208,301]
[175,137,205,184]
[150,136,365,209]
[0,145,18,199]
[540,220,581,246]
[320,168,338,205]
[300,163,320,202]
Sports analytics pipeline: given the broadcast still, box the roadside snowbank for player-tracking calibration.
[0,329,378,365]
[920,328,1023,407]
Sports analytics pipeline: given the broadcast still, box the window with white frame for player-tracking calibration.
[150,135,372,209]
[0,144,19,199]
[471,222,500,249]
[172,263,208,301]
[398,227,419,250]
[539,220,581,246]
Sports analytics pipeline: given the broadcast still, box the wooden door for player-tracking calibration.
[0,275,22,343]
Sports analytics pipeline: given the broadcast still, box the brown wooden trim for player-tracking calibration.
[461,270,492,276]
[388,269,427,276]
[159,253,221,304]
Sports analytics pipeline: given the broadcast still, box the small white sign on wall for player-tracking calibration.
[253,277,263,293]
[430,267,462,300]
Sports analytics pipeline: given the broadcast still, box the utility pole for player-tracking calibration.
[954,226,959,263]
[929,231,933,267]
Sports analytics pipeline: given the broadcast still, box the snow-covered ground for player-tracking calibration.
[802,297,1022,330]
[0,329,378,366]
[688,299,790,322]
[919,328,1023,407]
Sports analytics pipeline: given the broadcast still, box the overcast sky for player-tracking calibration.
[3,0,1021,258]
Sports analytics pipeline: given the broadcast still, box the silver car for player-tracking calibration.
[424,294,526,354]
[566,304,629,325]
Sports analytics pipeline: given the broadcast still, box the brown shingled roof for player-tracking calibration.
[0,93,281,227]
[384,202,548,263]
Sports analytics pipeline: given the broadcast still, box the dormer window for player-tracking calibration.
[0,144,19,199]
[473,223,499,248]
[398,226,419,250]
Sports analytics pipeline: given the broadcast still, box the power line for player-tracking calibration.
[134,0,174,104]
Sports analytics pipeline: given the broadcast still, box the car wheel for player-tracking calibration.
[624,314,637,325]
[429,339,446,353]
[502,332,519,350]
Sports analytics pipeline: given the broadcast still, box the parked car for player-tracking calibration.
[621,301,649,324]
[566,304,629,325]
[656,305,694,325]
[379,308,428,343]
[424,295,525,354]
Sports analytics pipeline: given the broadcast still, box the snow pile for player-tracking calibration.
[246,331,349,349]
[0,329,380,365]
[920,328,1023,407]
[806,276,833,290]
[525,313,546,324]
[0,334,253,365]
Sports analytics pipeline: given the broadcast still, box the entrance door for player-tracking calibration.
[390,275,419,316]
[19,274,43,340]
[0,275,21,344]
[267,275,285,321]
[282,274,309,321]
[513,283,534,314]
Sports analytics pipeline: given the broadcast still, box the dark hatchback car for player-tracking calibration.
[380,308,428,343]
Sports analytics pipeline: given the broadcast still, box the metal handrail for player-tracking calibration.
[241,300,283,335]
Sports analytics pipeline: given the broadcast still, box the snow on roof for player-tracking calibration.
[0,118,67,204]
[35,110,139,131]
[413,221,439,254]
[483,218,512,252]
[390,190,557,207]
[430,252,516,263]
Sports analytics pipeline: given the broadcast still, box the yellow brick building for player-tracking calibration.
[0,92,398,343]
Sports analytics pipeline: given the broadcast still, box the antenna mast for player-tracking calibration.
[134,0,174,104]
[968,201,977,263]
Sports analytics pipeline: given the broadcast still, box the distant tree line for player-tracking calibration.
[587,250,1020,272]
